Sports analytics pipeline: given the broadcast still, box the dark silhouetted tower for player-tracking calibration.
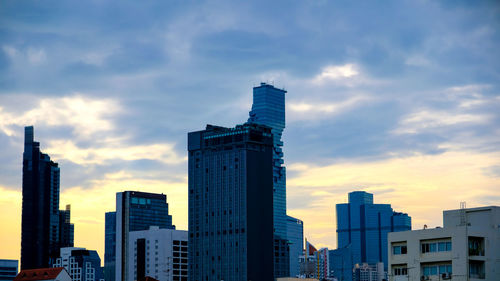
[188,123,275,281]
[21,126,73,269]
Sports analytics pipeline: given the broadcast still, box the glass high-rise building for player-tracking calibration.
[21,126,74,270]
[115,191,175,281]
[104,212,116,281]
[287,216,303,278]
[336,191,411,271]
[247,82,290,277]
[188,123,275,281]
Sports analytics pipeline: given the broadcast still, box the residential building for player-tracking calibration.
[104,212,116,281]
[52,247,104,281]
[287,216,304,277]
[14,268,71,281]
[353,263,385,281]
[388,205,500,281]
[0,260,18,281]
[115,191,175,281]
[127,226,188,281]
[316,248,330,280]
[336,191,411,273]
[247,82,290,277]
[299,240,317,279]
[188,123,275,281]
[21,126,74,270]
[329,246,353,281]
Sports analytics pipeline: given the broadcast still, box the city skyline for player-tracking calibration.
[1,0,500,267]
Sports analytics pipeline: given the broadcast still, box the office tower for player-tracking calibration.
[115,191,175,281]
[336,191,411,273]
[127,226,188,281]
[286,216,303,277]
[52,247,104,281]
[388,206,500,281]
[247,82,290,277]
[21,126,74,270]
[0,260,18,281]
[188,123,274,281]
[59,205,74,248]
[329,246,353,281]
[104,212,116,281]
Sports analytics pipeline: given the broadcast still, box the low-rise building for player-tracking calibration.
[0,260,18,281]
[52,247,104,281]
[353,263,385,281]
[127,226,188,281]
[14,268,71,281]
[388,206,500,281]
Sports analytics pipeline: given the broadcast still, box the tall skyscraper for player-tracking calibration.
[104,212,116,281]
[21,126,74,270]
[336,191,411,272]
[247,82,290,277]
[286,215,303,277]
[115,191,175,281]
[188,123,275,281]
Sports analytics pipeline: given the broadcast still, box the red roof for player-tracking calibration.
[14,268,66,281]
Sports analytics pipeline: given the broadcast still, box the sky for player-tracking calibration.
[1,0,499,262]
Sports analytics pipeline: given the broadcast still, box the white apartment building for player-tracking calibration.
[388,206,500,281]
[127,226,188,281]
[52,247,104,281]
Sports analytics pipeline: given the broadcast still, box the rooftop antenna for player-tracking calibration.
[460,201,467,226]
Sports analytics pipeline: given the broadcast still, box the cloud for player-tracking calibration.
[44,139,186,166]
[2,45,47,65]
[0,95,120,138]
[313,64,359,84]
[288,95,370,121]
[393,110,491,135]
[287,150,500,249]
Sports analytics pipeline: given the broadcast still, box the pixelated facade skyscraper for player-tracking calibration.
[248,83,290,277]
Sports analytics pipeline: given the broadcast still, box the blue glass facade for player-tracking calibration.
[329,247,353,281]
[104,212,116,281]
[247,82,290,277]
[115,191,175,281]
[336,191,411,270]
[188,123,275,281]
[286,216,303,277]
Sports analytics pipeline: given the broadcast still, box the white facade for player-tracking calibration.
[127,226,188,281]
[354,263,385,281]
[388,206,500,281]
[53,247,104,281]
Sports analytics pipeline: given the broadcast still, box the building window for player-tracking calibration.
[394,267,408,275]
[468,237,485,256]
[469,260,485,279]
[393,245,407,255]
[422,264,451,277]
[421,239,451,253]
